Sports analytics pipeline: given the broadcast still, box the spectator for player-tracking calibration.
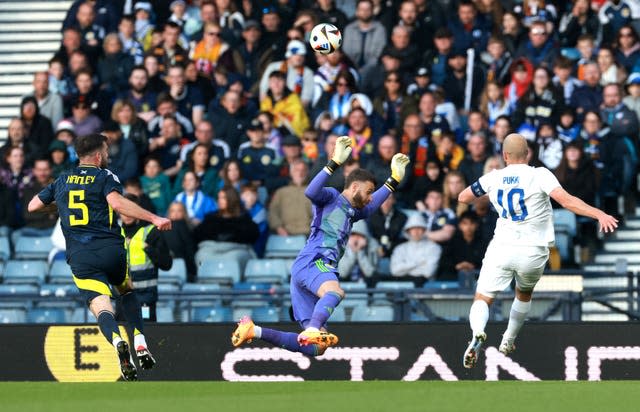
[121,66,158,123]
[65,96,102,136]
[438,210,488,281]
[70,68,112,121]
[556,107,581,145]
[174,143,221,198]
[601,6,640,46]
[62,0,118,34]
[166,65,206,129]
[422,27,454,87]
[597,46,626,86]
[504,57,534,111]
[313,0,348,30]
[102,119,138,182]
[482,35,514,88]
[268,159,313,236]
[570,61,603,120]
[118,14,144,65]
[614,24,640,73]
[0,180,15,236]
[552,55,582,106]
[184,60,215,106]
[558,0,602,48]
[164,201,197,282]
[133,2,155,51]
[406,66,434,99]
[191,22,243,78]
[141,157,173,216]
[188,0,219,42]
[174,170,218,226]
[53,27,84,68]
[150,22,189,74]
[237,118,278,186]
[214,0,245,46]
[443,170,468,216]
[52,120,78,164]
[338,219,379,283]
[97,33,134,95]
[19,158,57,238]
[259,40,315,108]
[309,133,344,190]
[448,0,490,56]
[259,71,310,138]
[0,146,33,227]
[415,188,457,245]
[315,69,357,128]
[489,115,512,155]
[48,140,73,178]
[148,114,185,176]
[148,93,193,138]
[535,122,564,171]
[394,0,436,56]
[238,20,273,96]
[193,186,259,269]
[48,56,66,97]
[240,183,268,257]
[513,66,564,130]
[442,45,487,113]
[373,70,418,134]
[368,192,408,272]
[459,133,489,186]
[390,213,442,287]
[500,11,527,56]
[575,34,597,81]
[143,54,168,94]
[25,72,64,128]
[0,118,33,167]
[111,99,149,159]
[480,80,512,130]
[180,119,229,173]
[417,91,450,143]
[435,131,465,172]
[381,25,419,79]
[210,90,253,156]
[20,96,54,159]
[123,177,156,214]
[624,72,640,121]
[342,0,387,75]
[515,20,558,69]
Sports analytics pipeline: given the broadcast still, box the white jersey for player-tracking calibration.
[472,164,561,247]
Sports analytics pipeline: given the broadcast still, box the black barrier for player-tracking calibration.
[3,322,640,381]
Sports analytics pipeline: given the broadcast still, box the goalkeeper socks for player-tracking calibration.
[260,328,320,356]
[97,310,121,345]
[134,330,147,349]
[503,298,531,341]
[308,291,342,330]
[121,291,145,335]
[469,299,489,337]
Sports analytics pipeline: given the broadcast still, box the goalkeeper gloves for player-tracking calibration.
[325,136,352,174]
[385,153,410,192]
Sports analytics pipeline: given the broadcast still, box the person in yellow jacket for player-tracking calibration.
[119,194,173,322]
[259,70,310,137]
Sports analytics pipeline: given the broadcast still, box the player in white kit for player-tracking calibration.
[458,134,618,368]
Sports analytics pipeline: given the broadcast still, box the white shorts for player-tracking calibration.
[476,242,550,298]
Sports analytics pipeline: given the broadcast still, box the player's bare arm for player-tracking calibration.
[27,195,56,213]
[549,187,618,233]
[458,186,483,204]
[106,191,172,231]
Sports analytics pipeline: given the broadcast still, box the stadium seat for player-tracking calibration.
[244,258,289,284]
[191,306,233,322]
[251,306,280,322]
[0,308,27,323]
[329,305,346,322]
[553,209,577,236]
[340,281,368,308]
[0,284,38,309]
[0,236,10,261]
[180,283,223,307]
[376,281,416,290]
[158,283,180,294]
[39,283,79,297]
[554,231,572,262]
[14,236,53,260]
[27,308,68,323]
[423,281,460,291]
[232,282,274,307]
[48,260,73,284]
[3,260,48,285]
[70,307,92,323]
[156,305,175,323]
[37,283,80,309]
[351,305,395,322]
[264,235,307,258]
[197,258,241,285]
[159,258,187,285]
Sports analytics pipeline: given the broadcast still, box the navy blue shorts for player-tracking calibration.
[290,257,338,329]
[68,246,127,305]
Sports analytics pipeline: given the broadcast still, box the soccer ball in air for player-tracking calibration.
[309,23,342,55]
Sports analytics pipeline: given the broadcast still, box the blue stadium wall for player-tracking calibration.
[3,322,640,381]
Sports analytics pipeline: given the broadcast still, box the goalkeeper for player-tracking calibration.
[232,136,409,356]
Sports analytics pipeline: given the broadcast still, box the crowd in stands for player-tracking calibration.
[1,0,640,286]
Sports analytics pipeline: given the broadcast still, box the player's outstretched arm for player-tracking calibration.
[550,187,618,233]
[360,154,410,218]
[106,192,172,231]
[27,194,47,213]
[305,136,353,203]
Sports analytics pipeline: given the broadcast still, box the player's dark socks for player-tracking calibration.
[261,328,320,356]
[308,291,342,329]
[97,310,121,344]
[120,291,144,334]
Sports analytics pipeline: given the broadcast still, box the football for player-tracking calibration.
[309,23,342,55]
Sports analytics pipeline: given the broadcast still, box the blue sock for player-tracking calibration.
[97,310,121,344]
[261,328,321,356]
[120,291,144,335]
[308,291,342,329]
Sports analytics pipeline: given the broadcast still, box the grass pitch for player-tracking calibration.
[1,381,638,412]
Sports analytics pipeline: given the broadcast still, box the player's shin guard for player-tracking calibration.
[120,291,145,335]
[503,298,531,341]
[97,310,121,344]
[469,299,489,337]
[308,291,342,330]
[261,328,323,356]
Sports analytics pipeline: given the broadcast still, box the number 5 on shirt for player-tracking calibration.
[69,190,89,226]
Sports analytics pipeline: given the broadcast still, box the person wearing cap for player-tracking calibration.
[458,133,617,368]
[259,39,315,107]
[238,20,273,96]
[406,66,433,98]
[342,0,387,73]
[623,72,640,120]
[337,219,379,283]
[260,70,310,137]
[103,119,139,183]
[237,118,278,185]
[389,213,442,286]
[133,1,155,51]
[168,0,187,28]
[514,20,558,69]
[48,140,74,178]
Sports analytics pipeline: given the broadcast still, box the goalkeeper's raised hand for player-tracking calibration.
[385,153,410,192]
[325,136,352,173]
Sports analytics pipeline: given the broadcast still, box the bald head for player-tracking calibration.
[503,133,528,163]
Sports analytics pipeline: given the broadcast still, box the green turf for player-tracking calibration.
[1,381,638,412]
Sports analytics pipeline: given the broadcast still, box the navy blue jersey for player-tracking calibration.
[38,165,123,252]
